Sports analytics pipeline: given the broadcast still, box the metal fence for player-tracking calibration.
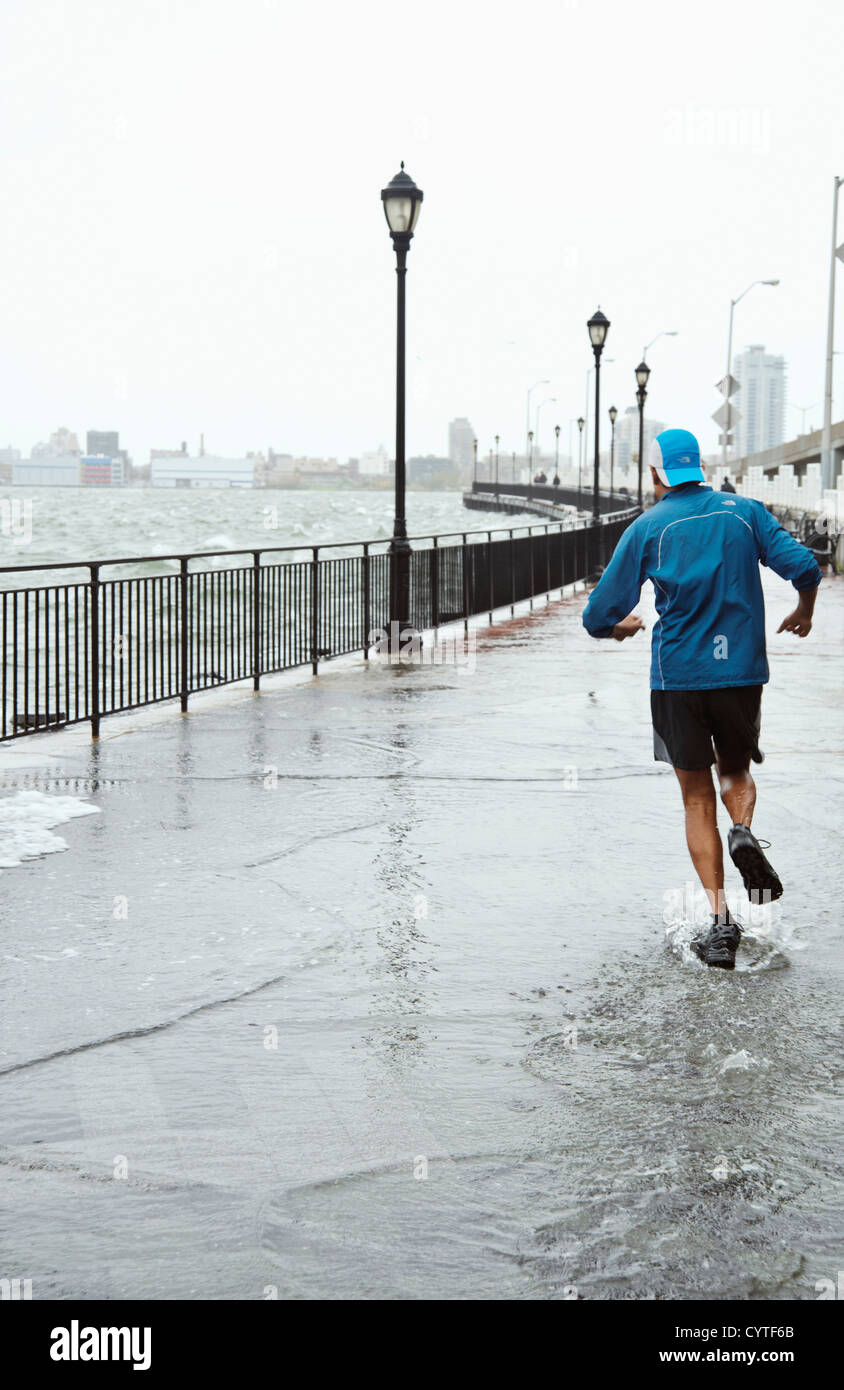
[0,509,636,740]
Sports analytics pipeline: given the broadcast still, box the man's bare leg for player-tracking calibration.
[716,756,756,828]
[674,766,726,918]
[717,756,782,902]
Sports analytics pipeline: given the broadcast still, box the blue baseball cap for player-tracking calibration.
[649,428,704,486]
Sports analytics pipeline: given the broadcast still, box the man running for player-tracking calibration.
[582,428,822,970]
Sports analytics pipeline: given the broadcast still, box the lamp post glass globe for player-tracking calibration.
[635,361,651,389]
[381,163,424,236]
[609,406,618,425]
[587,307,610,352]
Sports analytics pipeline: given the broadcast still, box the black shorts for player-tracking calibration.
[651,686,763,772]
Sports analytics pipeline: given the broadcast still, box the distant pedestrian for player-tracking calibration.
[720,475,737,493]
[582,428,821,970]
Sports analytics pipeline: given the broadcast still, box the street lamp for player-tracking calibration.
[642,330,678,360]
[588,308,610,522]
[822,176,843,489]
[381,161,423,648]
[577,416,585,504]
[526,379,550,475]
[554,424,561,486]
[790,403,819,436]
[535,396,557,471]
[635,360,651,508]
[495,434,500,489]
[473,436,478,483]
[528,430,534,485]
[608,405,618,497]
[722,279,779,471]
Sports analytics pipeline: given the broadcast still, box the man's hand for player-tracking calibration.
[777,587,818,638]
[777,608,812,637]
[612,614,645,641]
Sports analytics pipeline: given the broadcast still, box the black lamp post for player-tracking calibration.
[634,360,651,508]
[472,436,478,483]
[528,430,534,487]
[494,435,500,490]
[587,308,610,522]
[381,162,423,647]
[577,416,584,503]
[608,405,617,497]
[553,424,560,486]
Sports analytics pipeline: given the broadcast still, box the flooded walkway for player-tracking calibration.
[1,569,842,1300]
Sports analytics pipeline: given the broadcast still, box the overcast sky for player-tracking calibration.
[1,0,842,467]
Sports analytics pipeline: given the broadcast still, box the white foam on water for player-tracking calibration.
[0,790,101,873]
[664,888,802,973]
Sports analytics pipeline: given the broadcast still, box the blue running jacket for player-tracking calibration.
[582,483,822,690]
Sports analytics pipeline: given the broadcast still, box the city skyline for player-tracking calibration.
[0,2,841,474]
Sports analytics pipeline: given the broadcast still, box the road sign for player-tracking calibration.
[718,432,733,446]
[711,401,741,429]
[716,374,741,397]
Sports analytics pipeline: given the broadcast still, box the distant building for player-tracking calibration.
[733,345,786,458]
[13,456,80,486]
[80,455,125,486]
[0,446,21,483]
[408,455,458,486]
[358,445,391,478]
[448,418,475,482]
[31,426,81,458]
[150,443,189,461]
[86,430,119,457]
[150,455,255,488]
[613,406,667,479]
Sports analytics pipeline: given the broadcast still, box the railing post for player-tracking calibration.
[462,532,470,632]
[90,564,100,738]
[488,530,494,622]
[311,547,320,673]
[179,556,189,712]
[545,524,551,597]
[509,529,515,615]
[430,538,439,631]
[529,527,535,609]
[362,543,371,658]
[252,551,261,690]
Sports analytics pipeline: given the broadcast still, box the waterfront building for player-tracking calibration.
[448,417,475,483]
[12,456,80,486]
[358,445,391,478]
[149,455,255,488]
[80,454,125,486]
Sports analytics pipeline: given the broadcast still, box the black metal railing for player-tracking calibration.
[0,509,637,740]
[468,479,635,514]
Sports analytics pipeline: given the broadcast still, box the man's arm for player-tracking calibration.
[752,503,821,640]
[777,582,817,638]
[582,521,646,639]
[754,504,823,592]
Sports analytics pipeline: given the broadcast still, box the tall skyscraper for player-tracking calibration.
[613,407,667,479]
[87,430,120,457]
[448,417,475,482]
[733,345,786,458]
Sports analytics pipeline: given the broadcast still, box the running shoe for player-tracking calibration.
[692,913,742,970]
[728,824,783,903]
